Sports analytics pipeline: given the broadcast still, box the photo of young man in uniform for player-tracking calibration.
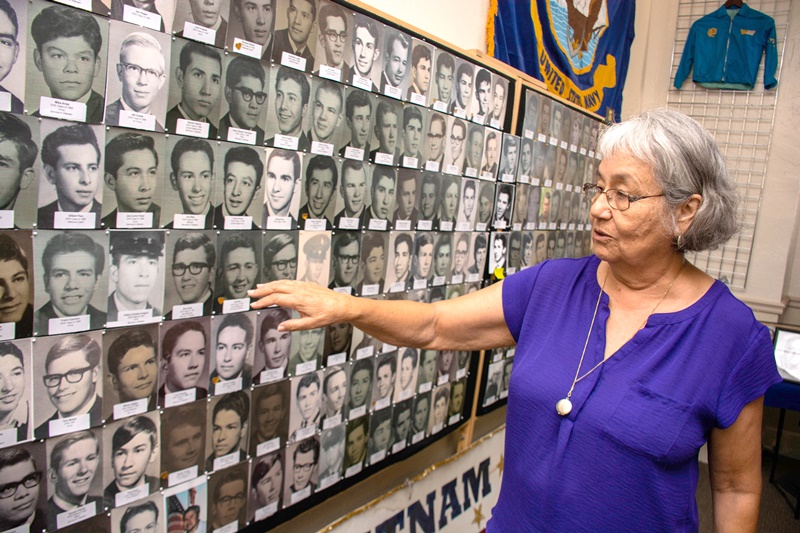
[210,314,255,392]
[318,425,344,483]
[166,41,222,138]
[297,233,329,286]
[267,66,311,151]
[174,0,228,49]
[205,391,249,472]
[102,132,162,229]
[34,333,103,439]
[107,231,163,323]
[214,146,263,229]
[165,232,216,320]
[314,2,349,78]
[165,137,216,229]
[345,14,380,90]
[45,429,102,530]
[0,0,23,114]
[104,327,158,416]
[34,232,106,335]
[104,30,168,131]
[28,4,106,122]
[103,415,159,508]
[228,0,275,59]
[220,57,267,145]
[158,320,209,406]
[338,89,372,159]
[37,124,103,229]
[271,0,317,73]
[299,155,337,229]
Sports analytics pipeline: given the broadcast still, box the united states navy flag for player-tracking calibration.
[491,0,635,120]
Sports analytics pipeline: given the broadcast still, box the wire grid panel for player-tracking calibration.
[666,0,790,290]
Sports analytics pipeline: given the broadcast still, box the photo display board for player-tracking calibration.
[0,0,603,532]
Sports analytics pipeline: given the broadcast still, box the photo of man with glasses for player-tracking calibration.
[165,232,215,320]
[314,2,349,79]
[0,444,46,533]
[328,232,359,293]
[285,437,318,503]
[423,113,446,171]
[209,463,248,530]
[45,429,102,530]
[262,232,297,283]
[220,56,267,145]
[35,333,103,439]
[104,30,168,131]
[444,117,466,173]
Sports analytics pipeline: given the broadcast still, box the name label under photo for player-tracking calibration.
[115,308,157,327]
[54,211,96,229]
[114,398,148,420]
[183,22,216,45]
[260,368,284,384]
[119,109,157,131]
[0,427,18,448]
[227,127,257,145]
[222,298,250,314]
[173,214,206,229]
[176,118,210,138]
[49,413,90,437]
[232,38,262,59]
[254,502,278,521]
[318,65,342,81]
[214,452,240,471]
[224,216,253,230]
[56,501,95,530]
[409,93,427,106]
[117,211,154,228]
[169,465,198,487]
[40,97,86,122]
[344,146,365,160]
[215,377,243,394]
[256,437,280,457]
[123,4,162,30]
[0,91,11,112]
[281,51,307,72]
[115,483,150,508]
[311,141,334,156]
[0,323,14,341]
[164,388,197,408]
[352,74,372,92]
[172,303,203,320]
[48,314,89,336]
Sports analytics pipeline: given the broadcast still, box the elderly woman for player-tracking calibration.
[249,109,780,530]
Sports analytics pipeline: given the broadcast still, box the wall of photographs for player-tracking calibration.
[0,0,602,532]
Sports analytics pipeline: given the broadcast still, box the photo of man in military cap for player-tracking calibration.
[297,232,330,286]
[107,231,164,324]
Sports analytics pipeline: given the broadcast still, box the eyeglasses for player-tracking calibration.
[323,30,348,43]
[218,493,245,505]
[450,135,464,144]
[0,472,42,499]
[427,133,444,140]
[336,255,359,265]
[293,462,314,472]
[121,62,163,82]
[233,86,267,104]
[43,366,95,388]
[581,183,664,212]
[172,262,210,276]
[272,258,297,272]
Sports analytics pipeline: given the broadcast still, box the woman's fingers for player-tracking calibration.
[249,280,353,330]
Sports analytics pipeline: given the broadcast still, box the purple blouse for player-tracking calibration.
[489,256,781,532]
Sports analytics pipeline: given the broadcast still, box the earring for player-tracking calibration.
[676,233,684,250]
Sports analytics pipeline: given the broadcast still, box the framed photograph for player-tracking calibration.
[498,133,520,182]
[25,1,108,123]
[346,357,373,420]
[410,391,430,443]
[270,0,318,73]
[165,38,223,138]
[537,96,553,137]
[36,120,105,229]
[45,428,104,530]
[158,317,211,408]
[480,129,500,181]
[328,231,361,294]
[437,174,460,231]
[102,412,160,509]
[205,390,250,472]
[102,324,159,421]
[173,0,229,49]
[33,331,104,440]
[492,183,515,230]
[104,21,171,132]
[456,178,478,231]
[399,105,427,171]
[422,112,447,172]
[288,369,322,442]
[467,232,488,281]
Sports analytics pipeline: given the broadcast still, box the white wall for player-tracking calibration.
[358,0,490,53]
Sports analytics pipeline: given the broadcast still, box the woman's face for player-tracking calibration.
[590,155,672,266]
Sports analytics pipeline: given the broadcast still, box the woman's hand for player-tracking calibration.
[249,280,353,332]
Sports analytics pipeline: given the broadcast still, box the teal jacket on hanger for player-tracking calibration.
[674,3,778,90]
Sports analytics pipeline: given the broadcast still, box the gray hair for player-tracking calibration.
[597,109,738,252]
[120,32,165,74]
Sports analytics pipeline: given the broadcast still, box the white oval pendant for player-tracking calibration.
[556,398,573,416]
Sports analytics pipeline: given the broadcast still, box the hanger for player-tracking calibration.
[724,0,743,8]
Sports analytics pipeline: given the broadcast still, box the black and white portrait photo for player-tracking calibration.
[163,478,208,533]
[369,98,401,166]
[102,325,159,420]
[166,39,223,139]
[0,340,32,446]
[371,352,395,411]
[160,400,206,486]
[102,413,160,509]
[249,379,289,454]
[492,183,514,230]
[220,55,268,145]
[462,122,484,178]
[288,370,322,441]
[430,49,454,111]
[383,231,412,292]
[320,364,347,429]
[468,232,488,280]
[499,134,520,181]
[338,87,373,161]
[394,348,418,403]
[265,65,311,151]
[407,39,433,105]
[428,383,450,434]
[437,175,460,231]
[400,106,426,169]
[392,169,419,231]
[487,74,508,129]
[158,318,210,408]
[299,155,337,230]
[334,159,369,230]
[283,436,318,505]
[0,114,38,229]
[209,313,256,393]
[313,1,351,81]
[45,428,103,530]
[213,231,261,314]
[355,231,387,296]
[422,112,446,172]
[173,0,229,49]
[288,322,324,375]
[296,231,330,286]
[33,332,104,440]
[379,29,410,99]
[226,0,275,61]
[104,24,170,132]
[410,391,429,441]
[0,231,33,339]
[213,143,264,229]
[32,231,107,336]
[308,78,345,156]
[364,166,396,231]
[163,136,217,229]
[342,415,367,475]
[101,130,166,229]
[317,424,344,487]
[324,321,352,362]
[480,129,500,181]
[37,121,104,229]
[345,13,381,92]
[164,231,216,320]
[488,232,508,275]
[522,90,540,139]
[449,59,473,119]
[390,398,412,452]
[107,231,165,325]
[270,0,318,73]
[262,231,298,284]
[346,358,372,420]
[443,116,467,175]
[0,441,47,532]
[248,449,283,520]
[0,0,24,114]
[205,390,250,472]
[109,494,164,533]
[366,406,391,465]
[328,231,360,294]
[472,68,492,121]
[26,1,107,123]
[263,147,302,229]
